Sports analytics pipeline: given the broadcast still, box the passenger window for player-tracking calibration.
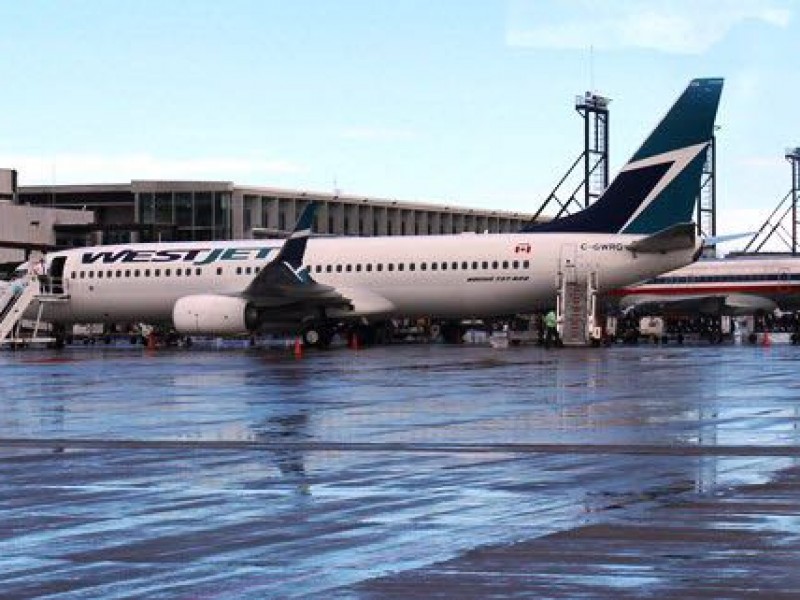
[195,268,201,276]
[125,270,131,277]
[346,265,352,272]
[398,264,404,272]
[421,263,427,271]
[176,269,182,276]
[134,270,141,277]
[502,261,508,269]
[97,271,103,279]
[523,260,530,268]
[315,265,322,273]
[326,265,332,273]
[165,269,171,277]
[336,265,342,273]
[471,261,478,269]
[216,267,222,276]
[388,264,394,272]
[431,263,437,271]
[70,272,76,279]
[79,271,85,279]
[482,261,489,269]
[409,263,415,271]
[377,264,383,272]
[245,267,252,275]
[155,269,161,277]
[236,267,242,275]
[144,269,150,277]
[366,264,372,272]
[88,271,94,279]
[356,264,362,272]
[513,260,519,269]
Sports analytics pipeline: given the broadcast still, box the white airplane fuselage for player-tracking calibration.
[33,232,700,327]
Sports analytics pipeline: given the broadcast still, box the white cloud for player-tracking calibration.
[714,206,800,255]
[736,154,789,170]
[339,127,418,142]
[507,0,792,54]
[0,153,307,185]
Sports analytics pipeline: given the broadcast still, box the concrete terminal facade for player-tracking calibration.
[0,168,94,263]
[18,181,536,245]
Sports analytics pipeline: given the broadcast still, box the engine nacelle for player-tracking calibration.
[172,294,258,335]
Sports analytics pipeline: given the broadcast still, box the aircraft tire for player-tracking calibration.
[303,326,331,349]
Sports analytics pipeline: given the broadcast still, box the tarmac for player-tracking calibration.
[1,342,800,598]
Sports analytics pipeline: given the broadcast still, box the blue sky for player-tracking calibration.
[0,1,797,248]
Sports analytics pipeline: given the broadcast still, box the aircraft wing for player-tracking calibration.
[241,203,351,312]
[241,203,395,319]
[619,292,778,316]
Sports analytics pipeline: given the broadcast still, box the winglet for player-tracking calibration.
[244,202,318,295]
[279,202,318,269]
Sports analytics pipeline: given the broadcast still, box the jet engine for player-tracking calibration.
[172,294,259,335]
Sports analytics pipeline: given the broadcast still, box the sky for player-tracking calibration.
[0,0,797,252]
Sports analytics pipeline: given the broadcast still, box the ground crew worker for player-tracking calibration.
[544,309,558,348]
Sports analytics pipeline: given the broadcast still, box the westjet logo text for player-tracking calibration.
[81,247,276,266]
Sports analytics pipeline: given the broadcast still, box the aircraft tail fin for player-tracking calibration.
[523,78,723,235]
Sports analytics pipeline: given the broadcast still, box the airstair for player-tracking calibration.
[556,246,600,346]
[0,275,69,347]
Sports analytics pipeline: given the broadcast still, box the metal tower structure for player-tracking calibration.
[743,147,800,255]
[529,92,610,224]
[696,135,717,255]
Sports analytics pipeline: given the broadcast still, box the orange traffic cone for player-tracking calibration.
[293,337,304,358]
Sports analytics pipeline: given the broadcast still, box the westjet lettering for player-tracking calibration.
[81,247,276,265]
[27,78,724,346]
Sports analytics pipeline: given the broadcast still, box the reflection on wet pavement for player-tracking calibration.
[0,344,799,597]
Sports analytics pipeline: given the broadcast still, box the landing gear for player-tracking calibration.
[302,325,332,349]
[51,324,66,349]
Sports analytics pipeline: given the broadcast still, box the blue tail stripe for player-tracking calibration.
[524,162,671,233]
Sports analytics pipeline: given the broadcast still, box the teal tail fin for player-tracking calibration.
[523,78,723,235]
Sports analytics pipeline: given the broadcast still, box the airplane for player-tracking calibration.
[610,254,800,316]
[17,78,723,347]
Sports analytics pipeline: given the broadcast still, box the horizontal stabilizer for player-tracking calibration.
[625,222,696,254]
[703,231,755,246]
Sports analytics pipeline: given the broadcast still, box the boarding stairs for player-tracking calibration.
[0,275,69,347]
[556,250,600,346]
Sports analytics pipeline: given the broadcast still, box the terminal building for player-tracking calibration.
[0,170,94,264]
[17,180,535,246]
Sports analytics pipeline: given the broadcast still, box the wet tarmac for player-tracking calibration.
[1,343,800,598]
